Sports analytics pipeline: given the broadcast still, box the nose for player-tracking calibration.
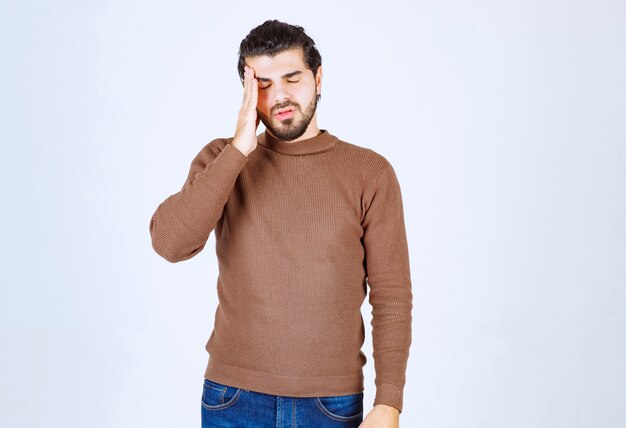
[270,82,291,105]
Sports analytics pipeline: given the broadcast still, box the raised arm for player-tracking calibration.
[149,141,248,262]
[149,65,261,263]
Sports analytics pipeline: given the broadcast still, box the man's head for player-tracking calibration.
[238,20,323,141]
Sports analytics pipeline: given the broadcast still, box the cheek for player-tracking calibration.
[255,95,270,115]
[295,85,315,102]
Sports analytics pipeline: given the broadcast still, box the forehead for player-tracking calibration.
[245,47,308,77]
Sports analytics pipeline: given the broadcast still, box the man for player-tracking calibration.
[149,20,412,427]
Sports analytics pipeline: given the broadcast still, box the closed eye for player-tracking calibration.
[258,80,299,89]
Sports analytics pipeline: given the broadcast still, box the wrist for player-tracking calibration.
[231,141,250,157]
[374,404,400,415]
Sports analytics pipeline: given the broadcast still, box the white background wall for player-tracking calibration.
[1,0,624,427]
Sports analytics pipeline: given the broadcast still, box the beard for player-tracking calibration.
[257,90,318,142]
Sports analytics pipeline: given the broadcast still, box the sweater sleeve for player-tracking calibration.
[361,162,413,414]
[149,140,249,263]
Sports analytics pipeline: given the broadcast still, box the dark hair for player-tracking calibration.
[237,20,322,102]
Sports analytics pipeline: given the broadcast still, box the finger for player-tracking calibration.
[243,66,254,104]
[242,66,250,102]
[243,69,256,113]
[247,77,258,113]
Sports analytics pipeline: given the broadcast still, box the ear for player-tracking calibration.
[315,65,322,95]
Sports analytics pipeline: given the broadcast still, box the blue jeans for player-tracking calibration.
[201,377,364,427]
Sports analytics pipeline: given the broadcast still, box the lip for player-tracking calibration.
[274,107,296,120]
[275,104,296,113]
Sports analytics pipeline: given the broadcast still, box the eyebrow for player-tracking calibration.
[255,70,303,82]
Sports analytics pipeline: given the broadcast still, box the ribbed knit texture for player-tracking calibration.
[149,129,413,413]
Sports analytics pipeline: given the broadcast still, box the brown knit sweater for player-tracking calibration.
[149,129,413,413]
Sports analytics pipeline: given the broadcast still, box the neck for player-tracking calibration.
[258,128,338,156]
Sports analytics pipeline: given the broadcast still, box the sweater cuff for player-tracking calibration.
[219,142,249,173]
[373,383,404,414]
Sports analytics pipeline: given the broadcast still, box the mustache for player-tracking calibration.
[272,102,299,114]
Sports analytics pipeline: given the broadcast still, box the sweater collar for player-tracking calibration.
[257,129,338,155]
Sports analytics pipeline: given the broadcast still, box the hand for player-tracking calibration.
[358,404,400,428]
[231,65,261,157]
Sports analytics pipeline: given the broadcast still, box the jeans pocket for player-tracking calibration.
[201,378,242,410]
[315,392,364,422]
